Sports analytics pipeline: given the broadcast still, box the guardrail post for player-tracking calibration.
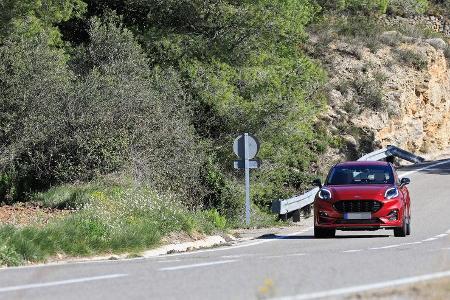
[302,205,312,218]
[292,209,301,222]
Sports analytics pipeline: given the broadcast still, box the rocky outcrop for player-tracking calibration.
[382,15,450,37]
[318,32,450,158]
[376,46,450,153]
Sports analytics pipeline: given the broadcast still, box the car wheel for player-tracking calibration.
[314,226,336,238]
[394,216,407,237]
[406,217,411,236]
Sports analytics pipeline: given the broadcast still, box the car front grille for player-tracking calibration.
[335,219,381,224]
[333,200,382,213]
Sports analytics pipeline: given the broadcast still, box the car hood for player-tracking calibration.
[326,185,392,200]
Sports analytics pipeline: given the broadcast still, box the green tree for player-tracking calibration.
[0,0,86,44]
[0,30,73,200]
[0,16,205,205]
[68,1,328,209]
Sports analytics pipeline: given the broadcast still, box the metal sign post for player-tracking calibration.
[244,134,251,226]
[233,133,260,226]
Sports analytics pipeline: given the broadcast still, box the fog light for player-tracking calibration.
[319,211,328,217]
[387,209,399,221]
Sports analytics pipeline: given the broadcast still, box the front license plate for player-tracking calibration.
[344,212,371,220]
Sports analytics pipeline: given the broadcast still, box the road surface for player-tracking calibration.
[1,158,450,300]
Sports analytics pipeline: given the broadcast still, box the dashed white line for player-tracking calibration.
[263,255,285,259]
[401,241,422,246]
[261,253,307,259]
[0,274,128,293]
[159,260,237,271]
[157,259,182,263]
[369,244,401,250]
[434,234,448,238]
[422,238,438,242]
[270,269,450,300]
[221,254,253,259]
[343,250,362,253]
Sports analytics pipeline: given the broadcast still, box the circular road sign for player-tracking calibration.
[233,134,260,159]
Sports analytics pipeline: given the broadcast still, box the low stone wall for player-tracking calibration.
[382,15,450,36]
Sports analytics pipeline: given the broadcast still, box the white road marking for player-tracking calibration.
[262,253,307,259]
[435,234,448,238]
[159,260,237,271]
[221,254,253,259]
[401,241,422,246]
[422,238,438,242]
[270,269,450,300]
[398,159,450,177]
[0,274,127,293]
[343,250,362,253]
[369,244,401,250]
[157,259,182,263]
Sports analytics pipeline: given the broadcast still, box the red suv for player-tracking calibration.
[313,161,411,238]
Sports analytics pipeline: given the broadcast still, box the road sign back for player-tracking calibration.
[234,159,261,169]
[233,134,260,159]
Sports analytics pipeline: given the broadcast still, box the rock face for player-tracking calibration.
[317,32,450,157]
[377,47,450,153]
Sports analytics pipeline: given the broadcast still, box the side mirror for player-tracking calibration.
[400,177,410,186]
[312,179,323,188]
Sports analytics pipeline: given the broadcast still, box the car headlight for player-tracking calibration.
[318,188,332,200]
[385,187,399,199]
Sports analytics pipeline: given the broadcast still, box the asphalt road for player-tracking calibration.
[1,158,450,300]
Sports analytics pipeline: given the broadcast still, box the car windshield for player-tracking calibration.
[326,165,394,185]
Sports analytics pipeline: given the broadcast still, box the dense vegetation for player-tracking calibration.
[1,0,331,213]
[0,0,449,265]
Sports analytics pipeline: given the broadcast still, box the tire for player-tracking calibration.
[394,216,407,237]
[314,226,336,238]
[406,217,411,236]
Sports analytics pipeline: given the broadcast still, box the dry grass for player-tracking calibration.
[346,277,450,300]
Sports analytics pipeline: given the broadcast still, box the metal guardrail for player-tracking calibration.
[271,187,319,221]
[358,145,425,163]
[272,145,425,221]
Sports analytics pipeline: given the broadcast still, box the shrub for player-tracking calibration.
[310,15,387,53]
[444,46,450,66]
[316,0,389,15]
[394,48,428,70]
[352,78,385,111]
[388,0,429,17]
[343,101,359,114]
[0,241,22,267]
[34,183,103,209]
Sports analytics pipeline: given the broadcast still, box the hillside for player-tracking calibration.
[309,15,450,166]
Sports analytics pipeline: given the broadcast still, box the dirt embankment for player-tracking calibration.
[0,203,70,227]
